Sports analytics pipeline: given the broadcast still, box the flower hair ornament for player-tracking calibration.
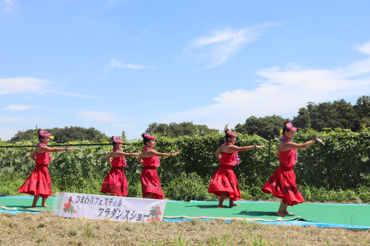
[226,130,237,138]
[143,134,156,141]
[280,123,298,161]
[112,137,123,152]
[225,130,237,145]
[39,130,50,138]
[280,122,297,137]
[112,136,123,144]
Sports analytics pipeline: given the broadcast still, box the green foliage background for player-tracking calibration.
[8,126,110,143]
[1,129,370,202]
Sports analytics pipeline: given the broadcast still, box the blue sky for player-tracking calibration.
[1,0,370,140]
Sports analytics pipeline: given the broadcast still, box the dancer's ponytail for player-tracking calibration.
[37,129,42,142]
[142,133,149,145]
[224,129,230,141]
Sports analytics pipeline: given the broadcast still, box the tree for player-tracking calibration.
[292,99,360,131]
[354,95,370,119]
[235,115,285,140]
[292,103,311,129]
[121,131,127,142]
[354,95,370,128]
[8,126,110,143]
[145,123,170,136]
[145,121,218,138]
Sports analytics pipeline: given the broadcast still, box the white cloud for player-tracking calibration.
[4,0,16,11]
[185,23,280,69]
[0,77,47,95]
[356,41,370,55]
[43,90,93,98]
[0,77,92,98]
[0,117,45,123]
[4,105,33,110]
[162,41,370,129]
[79,111,121,122]
[105,58,156,70]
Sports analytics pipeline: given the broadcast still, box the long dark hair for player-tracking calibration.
[37,129,43,142]
[111,136,117,147]
[282,119,291,136]
[224,129,231,142]
[142,133,150,145]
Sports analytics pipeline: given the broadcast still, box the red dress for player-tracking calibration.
[100,156,128,196]
[140,155,164,199]
[18,152,52,198]
[208,152,241,201]
[262,148,305,206]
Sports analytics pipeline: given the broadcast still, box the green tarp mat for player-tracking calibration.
[0,197,55,211]
[1,197,369,227]
[164,201,370,227]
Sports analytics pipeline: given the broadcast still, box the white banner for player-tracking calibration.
[53,192,166,223]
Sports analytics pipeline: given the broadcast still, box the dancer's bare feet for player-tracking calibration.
[276,212,286,217]
[230,203,240,207]
[32,195,40,208]
[284,211,294,215]
[217,205,224,208]
[41,198,49,208]
[31,205,37,208]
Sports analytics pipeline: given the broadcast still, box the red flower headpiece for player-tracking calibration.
[112,136,123,144]
[39,130,50,138]
[143,134,156,140]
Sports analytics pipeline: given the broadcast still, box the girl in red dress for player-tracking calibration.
[100,136,139,196]
[209,129,265,208]
[261,120,325,216]
[18,130,74,207]
[137,133,181,199]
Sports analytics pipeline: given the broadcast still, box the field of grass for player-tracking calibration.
[0,212,369,245]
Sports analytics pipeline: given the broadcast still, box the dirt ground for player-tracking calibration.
[0,212,369,245]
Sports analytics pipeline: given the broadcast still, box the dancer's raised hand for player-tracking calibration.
[316,138,325,146]
[172,150,181,156]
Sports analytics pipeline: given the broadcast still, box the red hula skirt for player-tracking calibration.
[18,164,52,198]
[208,166,241,201]
[262,168,305,206]
[140,167,164,199]
[100,167,128,196]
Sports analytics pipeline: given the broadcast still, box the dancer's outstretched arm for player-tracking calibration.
[148,149,181,157]
[114,152,140,157]
[227,145,265,152]
[39,146,74,152]
[284,138,325,150]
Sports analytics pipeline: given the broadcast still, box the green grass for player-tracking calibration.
[2,173,370,203]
